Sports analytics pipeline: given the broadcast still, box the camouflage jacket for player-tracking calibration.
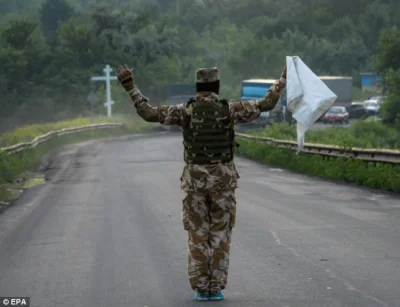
[128,79,286,193]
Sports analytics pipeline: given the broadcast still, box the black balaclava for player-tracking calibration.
[196,80,220,95]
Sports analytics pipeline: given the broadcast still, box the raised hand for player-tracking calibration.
[117,65,134,91]
[281,64,287,79]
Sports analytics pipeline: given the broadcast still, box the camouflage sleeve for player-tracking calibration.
[229,78,286,124]
[128,86,185,125]
[158,103,185,126]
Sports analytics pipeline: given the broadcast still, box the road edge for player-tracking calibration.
[0,130,169,216]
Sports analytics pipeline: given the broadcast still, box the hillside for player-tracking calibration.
[0,0,399,130]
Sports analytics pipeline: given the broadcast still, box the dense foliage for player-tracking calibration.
[373,27,400,128]
[0,0,399,131]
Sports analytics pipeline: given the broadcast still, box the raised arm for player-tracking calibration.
[117,65,184,125]
[229,65,287,124]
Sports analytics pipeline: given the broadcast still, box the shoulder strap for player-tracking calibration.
[186,97,196,107]
[183,98,195,128]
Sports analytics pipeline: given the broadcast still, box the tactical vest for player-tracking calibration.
[182,98,235,165]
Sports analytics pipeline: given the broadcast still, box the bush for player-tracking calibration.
[236,138,400,193]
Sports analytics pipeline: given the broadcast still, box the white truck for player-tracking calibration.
[316,76,353,121]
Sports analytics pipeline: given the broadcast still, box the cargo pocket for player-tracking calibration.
[182,196,191,231]
[229,194,237,229]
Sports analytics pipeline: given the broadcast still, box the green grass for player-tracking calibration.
[246,120,400,149]
[0,115,153,202]
[0,115,140,147]
[236,138,400,193]
[238,120,400,192]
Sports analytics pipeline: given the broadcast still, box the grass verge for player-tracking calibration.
[247,121,400,149]
[236,138,400,193]
[0,115,137,147]
[0,115,154,202]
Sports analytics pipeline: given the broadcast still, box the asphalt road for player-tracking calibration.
[0,133,399,307]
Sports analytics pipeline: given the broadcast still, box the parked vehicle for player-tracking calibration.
[315,76,353,121]
[348,103,367,119]
[237,79,287,129]
[165,83,196,105]
[322,106,349,124]
[163,83,196,131]
[165,95,193,106]
[364,100,380,116]
[319,76,353,106]
[367,96,385,104]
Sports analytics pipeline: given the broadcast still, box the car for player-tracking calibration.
[368,96,385,104]
[348,104,367,119]
[161,95,194,132]
[322,106,349,124]
[364,100,380,116]
[236,111,270,131]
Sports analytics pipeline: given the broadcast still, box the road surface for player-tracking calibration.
[0,133,399,307]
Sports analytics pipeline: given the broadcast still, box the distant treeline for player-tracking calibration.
[0,0,399,130]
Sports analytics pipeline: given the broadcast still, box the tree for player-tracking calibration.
[1,0,400,128]
[40,0,74,38]
[374,27,400,74]
[0,18,43,98]
[374,27,400,128]
[380,69,400,129]
[1,19,38,49]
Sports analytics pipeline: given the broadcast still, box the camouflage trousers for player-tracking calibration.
[182,189,237,295]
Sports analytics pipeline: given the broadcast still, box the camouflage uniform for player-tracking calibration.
[127,68,286,295]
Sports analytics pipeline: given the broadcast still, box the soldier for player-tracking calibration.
[117,64,287,301]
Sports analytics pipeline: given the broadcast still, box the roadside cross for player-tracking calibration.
[91,64,118,117]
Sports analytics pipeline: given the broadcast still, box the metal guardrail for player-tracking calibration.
[2,125,398,164]
[1,123,123,155]
[236,133,400,164]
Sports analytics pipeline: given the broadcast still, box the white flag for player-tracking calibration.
[286,56,337,150]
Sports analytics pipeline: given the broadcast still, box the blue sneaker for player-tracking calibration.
[194,292,209,301]
[209,292,224,301]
